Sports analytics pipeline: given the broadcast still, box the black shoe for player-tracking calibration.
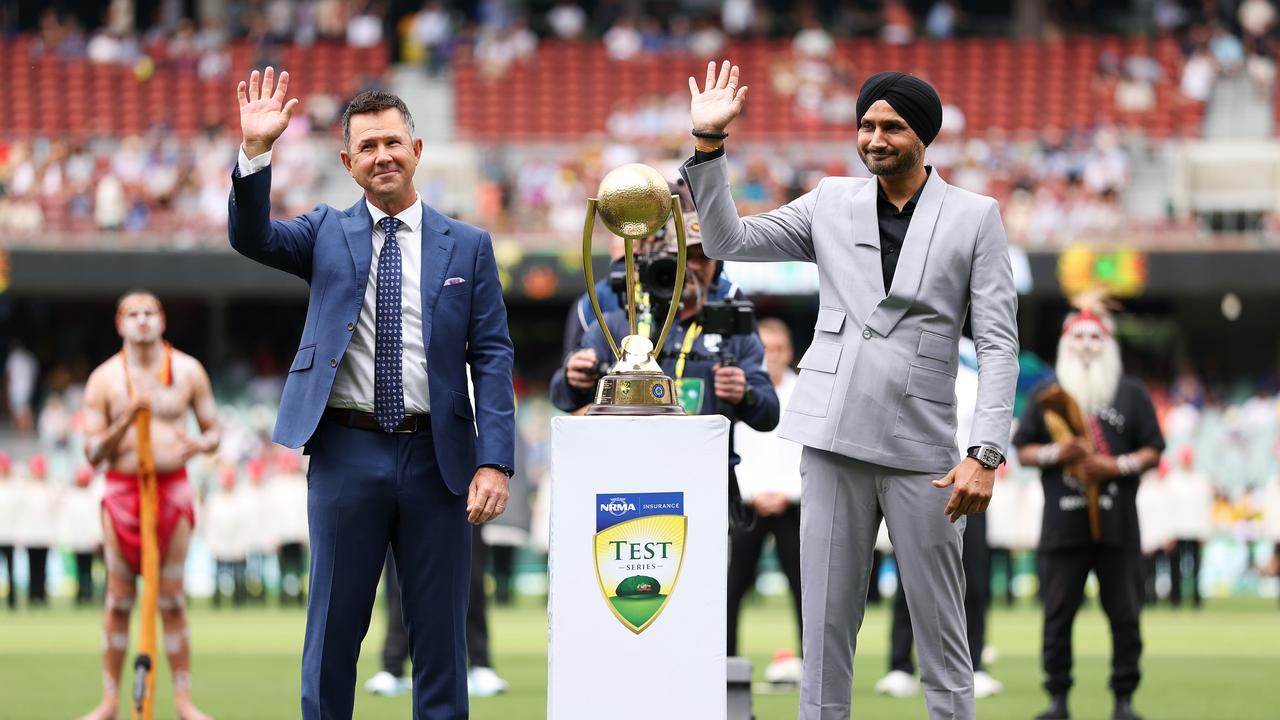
[1034,695,1069,720]
[1112,695,1143,720]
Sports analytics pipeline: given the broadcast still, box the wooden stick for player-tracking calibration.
[133,407,159,720]
[1037,384,1102,542]
[1044,411,1102,542]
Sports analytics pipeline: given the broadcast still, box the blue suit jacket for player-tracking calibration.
[228,165,515,494]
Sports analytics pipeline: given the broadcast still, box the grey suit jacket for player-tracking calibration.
[682,156,1019,475]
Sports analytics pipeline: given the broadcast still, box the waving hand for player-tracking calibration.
[688,60,749,135]
[237,66,299,159]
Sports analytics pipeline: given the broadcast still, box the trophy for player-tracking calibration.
[581,163,689,415]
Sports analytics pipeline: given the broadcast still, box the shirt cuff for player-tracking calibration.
[238,145,273,176]
[692,145,726,164]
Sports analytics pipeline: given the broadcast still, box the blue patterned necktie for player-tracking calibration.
[374,216,405,432]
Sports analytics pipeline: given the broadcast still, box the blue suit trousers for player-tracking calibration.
[302,417,471,719]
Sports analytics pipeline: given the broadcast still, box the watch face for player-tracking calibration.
[971,447,1000,468]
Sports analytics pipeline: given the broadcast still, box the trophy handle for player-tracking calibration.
[582,198,622,361]
[652,196,687,358]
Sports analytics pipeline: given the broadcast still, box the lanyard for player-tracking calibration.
[674,322,702,382]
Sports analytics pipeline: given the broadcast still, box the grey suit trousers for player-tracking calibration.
[799,447,974,720]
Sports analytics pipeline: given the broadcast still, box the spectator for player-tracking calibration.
[547,0,587,39]
[6,341,38,434]
[722,0,757,37]
[1239,0,1277,43]
[792,14,834,57]
[203,466,248,608]
[1167,447,1213,608]
[1115,70,1156,113]
[925,1,958,39]
[1209,24,1245,75]
[880,0,916,44]
[604,17,643,60]
[347,7,384,48]
[1180,47,1217,102]
[0,451,18,609]
[688,15,727,57]
[269,452,309,606]
[18,455,56,607]
[1136,461,1174,604]
[60,465,103,605]
[408,1,454,73]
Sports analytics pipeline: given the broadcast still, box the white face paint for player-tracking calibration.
[116,296,164,345]
[1056,320,1123,417]
[1064,323,1108,365]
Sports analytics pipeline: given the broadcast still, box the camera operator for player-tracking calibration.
[560,182,748,359]
[550,212,779,490]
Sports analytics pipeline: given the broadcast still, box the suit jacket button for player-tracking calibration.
[346,321,355,331]
[862,329,872,339]
[329,357,337,367]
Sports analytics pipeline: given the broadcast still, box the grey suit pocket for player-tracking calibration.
[893,364,957,447]
[815,307,846,334]
[917,330,952,363]
[790,341,842,417]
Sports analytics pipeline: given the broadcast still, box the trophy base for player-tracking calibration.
[587,373,685,416]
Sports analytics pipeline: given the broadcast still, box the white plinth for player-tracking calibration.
[548,415,729,720]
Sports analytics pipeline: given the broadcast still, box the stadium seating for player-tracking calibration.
[0,38,388,137]
[451,37,1204,141]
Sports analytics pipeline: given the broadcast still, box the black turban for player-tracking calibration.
[856,72,943,147]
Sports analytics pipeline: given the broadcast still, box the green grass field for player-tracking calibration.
[2,596,1277,719]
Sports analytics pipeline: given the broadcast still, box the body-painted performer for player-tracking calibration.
[80,290,221,720]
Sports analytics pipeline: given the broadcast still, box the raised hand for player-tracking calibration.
[237,66,299,159]
[688,60,748,135]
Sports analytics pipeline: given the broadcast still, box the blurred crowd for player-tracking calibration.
[472,122,1152,249]
[1,359,1279,607]
[6,1,1280,244]
[0,126,338,240]
[0,122,1160,247]
[18,1,390,61]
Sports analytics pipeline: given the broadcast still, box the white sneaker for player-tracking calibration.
[973,670,1004,698]
[874,670,919,698]
[981,645,999,666]
[468,666,509,697]
[364,670,410,696]
[764,656,802,686]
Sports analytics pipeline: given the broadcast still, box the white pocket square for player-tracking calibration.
[443,277,466,287]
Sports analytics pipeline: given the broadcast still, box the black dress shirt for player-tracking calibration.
[875,172,928,294]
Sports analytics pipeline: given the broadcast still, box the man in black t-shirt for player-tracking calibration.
[1013,309,1164,720]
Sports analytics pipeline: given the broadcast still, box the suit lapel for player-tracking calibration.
[850,179,885,300]
[341,200,373,303]
[864,170,947,338]
[419,202,454,354]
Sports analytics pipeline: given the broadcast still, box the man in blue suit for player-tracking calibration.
[228,67,516,719]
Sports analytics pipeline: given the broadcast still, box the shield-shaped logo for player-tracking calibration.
[594,492,687,634]
[675,378,705,415]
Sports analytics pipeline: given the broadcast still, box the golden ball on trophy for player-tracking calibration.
[595,163,673,239]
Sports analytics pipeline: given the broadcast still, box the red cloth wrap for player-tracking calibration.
[102,468,195,575]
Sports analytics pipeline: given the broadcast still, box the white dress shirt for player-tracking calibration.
[239,147,431,414]
[734,369,802,502]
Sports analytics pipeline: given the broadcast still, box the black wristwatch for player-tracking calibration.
[481,463,514,479]
[966,445,1004,470]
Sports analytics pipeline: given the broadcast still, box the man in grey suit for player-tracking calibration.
[681,62,1020,720]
